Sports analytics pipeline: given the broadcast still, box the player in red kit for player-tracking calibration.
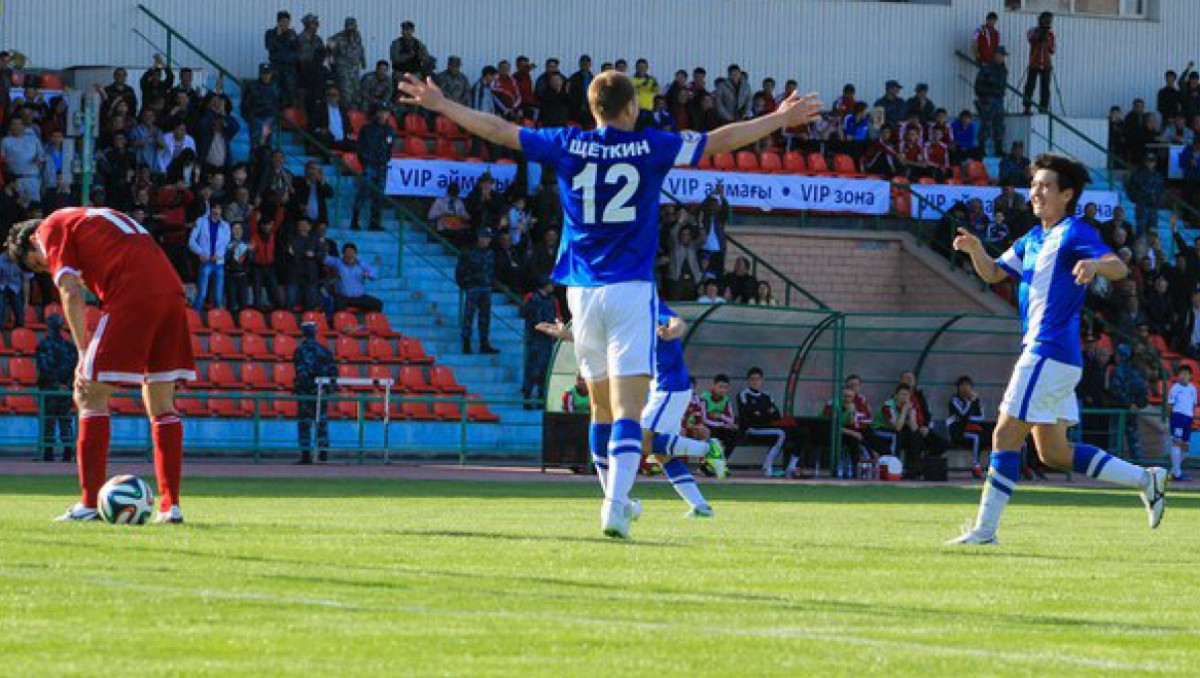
[4,208,195,523]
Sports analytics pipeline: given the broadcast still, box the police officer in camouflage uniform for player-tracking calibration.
[294,321,336,464]
[520,277,558,407]
[264,10,299,106]
[359,60,394,112]
[295,14,326,117]
[35,314,77,462]
[329,17,366,109]
[456,228,499,355]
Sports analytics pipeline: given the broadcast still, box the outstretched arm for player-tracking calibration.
[953,228,1008,284]
[704,90,823,157]
[536,321,573,342]
[1073,253,1127,285]
[397,74,522,150]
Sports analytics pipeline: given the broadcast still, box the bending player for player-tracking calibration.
[5,209,195,523]
[400,69,819,538]
[538,301,728,518]
[949,154,1166,545]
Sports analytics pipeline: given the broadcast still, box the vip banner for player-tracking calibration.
[909,184,1121,221]
[385,159,542,197]
[662,169,890,214]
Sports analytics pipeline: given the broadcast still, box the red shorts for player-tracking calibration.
[81,294,196,384]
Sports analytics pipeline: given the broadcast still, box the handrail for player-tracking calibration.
[657,188,829,309]
[953,49,1200,225]
[133,4,528,341]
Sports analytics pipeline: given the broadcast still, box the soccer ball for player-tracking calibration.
[97,475,155,525]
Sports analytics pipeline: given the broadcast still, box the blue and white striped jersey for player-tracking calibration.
[996,217,1111,367]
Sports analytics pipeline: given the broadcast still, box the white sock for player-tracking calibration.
[1093,456,1150,489]
[663,458,706,509]
[974,451,1021,536]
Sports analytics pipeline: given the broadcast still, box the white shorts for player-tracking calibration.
[641,388,691,436]
[566,281,657,382]
[999,352,1082,425]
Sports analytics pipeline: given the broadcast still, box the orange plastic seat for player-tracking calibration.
[964,160,990,185]
[243,362,271,390]
[191,335,211,359]
[209,332,243,360]
[434,116,465,138]
[281,106,308,131]
[366,313,400,338]
[338,363,366,389]
[242,333,272,361]
[273,334,298,361]
[208,362,239,389]
[301,311,335,337]
[758,151,783,172]
[430,366,467,394]
[466,396,501,423]
[735,150,759,171]
[711,153,735,171]
[9,357,37,385]
[239,308,269,335]
[333,311,366,336]
[400,366,436,393]
[433,399,464,421]
[402,136,429,158]
[177,397,208,417]
[403,112,432,137]
[341,154,364,175]
[206,309,238,335]
[186,308,208,335]
[9,328,37,355]
[401,400,437,421]
[400,337,433,364]
[368,336,400,363]
[434,137,463,159]
[273,363,295,391]
[832,154,859,176]
[347,109,368,137]
[270,310,302,336]
[6,394,37,414]
[335,336,365,362]
[367,365,394,383]
[783,151,806,173]
[805,152,829,173]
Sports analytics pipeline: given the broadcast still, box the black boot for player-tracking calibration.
[42,447,54,462]
[480,343,499,354]
[462,338,472,354]
[296,452,313,465]
[317,450,328,464]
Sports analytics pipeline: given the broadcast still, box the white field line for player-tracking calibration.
[0,569,1175,673]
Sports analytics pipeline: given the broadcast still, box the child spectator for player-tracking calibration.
[700,374,739,468]
[1167,364,1195,482]
[924,126,951,182]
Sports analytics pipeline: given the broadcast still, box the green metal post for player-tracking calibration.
[828,314,845,476]
[166,31,173,68]
[356,396,366,460]
[459,395,469,466]
[36,390,45,461]
[251,395,261,464]
[79,95,95,207]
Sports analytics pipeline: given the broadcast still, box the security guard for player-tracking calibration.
[294,320,336,464]
[520,277,558,407]
[35,314,77,462]
[455,228,499,355]
[328,17,366,108]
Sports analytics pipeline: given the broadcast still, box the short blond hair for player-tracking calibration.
[587,71,636,122]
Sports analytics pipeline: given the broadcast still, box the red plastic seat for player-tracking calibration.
[758,151,783,172]
[207,309,238,335]
[242,332,272,361]
[209,332,243,360]
[367,364,394,384]
[187,308,208,335]
[365,313,400,338]
[434,137,463,159]
[368,336,400,363]
[191,335,211,359]
[267,398,298,418]
[24,307,45,330]
[111,396,144,416]
[430,366,467,394]
[334,399,361,419]
[335,336,365,362]
[735,150,759,171]
[832,154,859,176]
[338,363,366,389]
[208,362,239,389]
[964,160,990,185]
[177,397,208,417]
[403,112,432,137]
[9,357,37,385]
[782,151,806,173]
[281,106,309,131]
[348,109,368,137]
[466,397,501,423]
[711,153,735,171]
[270,310,302,336]
[209,396,247,417]
[805,152,829,174]
[400,337,433,364]
[333,311,366,336]
[273,363,295,391]
[239,308,269,335]
[401,400,437,421]
[399,366,436,393]
[9,328,37,355]
[273,334,298,361]
[434,116,465,138]
[243,362,271,390]
[341,154,364,175]
[301,311,335,337]
[402,136,429,158]
[6,394,37,414]
[695,154,713,170]
[38,72,65,90]
[433,399,464,421]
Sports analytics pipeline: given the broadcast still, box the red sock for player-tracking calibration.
[77,414,111,508]
[152,413,184,512]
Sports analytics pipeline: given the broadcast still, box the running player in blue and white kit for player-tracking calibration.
[538,301,728,519]
[1167,364,1195,481]
[400,72,821,538]
[949,153,1167,545]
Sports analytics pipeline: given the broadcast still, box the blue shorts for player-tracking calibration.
[1170,413,1193,443]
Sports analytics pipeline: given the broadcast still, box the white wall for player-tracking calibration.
[0,0,1193,118]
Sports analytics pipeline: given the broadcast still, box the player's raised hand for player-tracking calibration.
[776,91,824,128]
[953,227,982,253]
[1072,258,1100,285]
[397,74,446,111]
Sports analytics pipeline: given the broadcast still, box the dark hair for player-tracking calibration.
[342,242,358,254]
[1177,364,1193,376]
[615,59,627,67]
[986,11,998,20]
[727,63,741,74]
[693,67,707,76]
[714,373,730,384]
[1167,70,1178,79]
[636,58,648,66]
[955,375,974,387]
[1031,153,1091,215]
[844,373,861,384]
[3,219,41,272]
[587,71,636,121]
[482,66,498,77]
[893,383,912,395]
[546,58,560,67]
[401,20,415,30]
[747,367,764,378]
[376,59,389,68]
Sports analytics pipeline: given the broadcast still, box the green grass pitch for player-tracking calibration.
[0,475,1198,676]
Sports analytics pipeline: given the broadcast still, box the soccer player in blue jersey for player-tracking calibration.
[949,153,1167,545]
[538,301,728,519]
[400,71,820,538]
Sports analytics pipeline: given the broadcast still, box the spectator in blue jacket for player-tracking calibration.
[189,203,232,310]
[241,64,281,149]
[323,242,383,313]
[195,94,240,175]
[951,109,981,163]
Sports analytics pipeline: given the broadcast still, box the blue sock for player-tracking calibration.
[1073,443,1148,488]
[606,418,642,502]
[589,423,612,494]
[973,450,1021,535]
[663,457,707,509]
[652,433,710,458]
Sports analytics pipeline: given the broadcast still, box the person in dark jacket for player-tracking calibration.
[351,106,394,231]
[466,173,507,233]
[195,95,240,175]
[241,64,281,149]
[139,54,174,115]
[311,86,353,151]
[293,321,336,464]
[737,367,794,478]
[35,314,78,462]
[456,228,499,354]
[492,230,525,293]
[520,277,558,405]
[291,161,333,227]
[264,10,299,105]
[289,219,322,310]
[974,47,1008,157]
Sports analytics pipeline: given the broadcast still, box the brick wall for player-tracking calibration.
[730,227,1013,315]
